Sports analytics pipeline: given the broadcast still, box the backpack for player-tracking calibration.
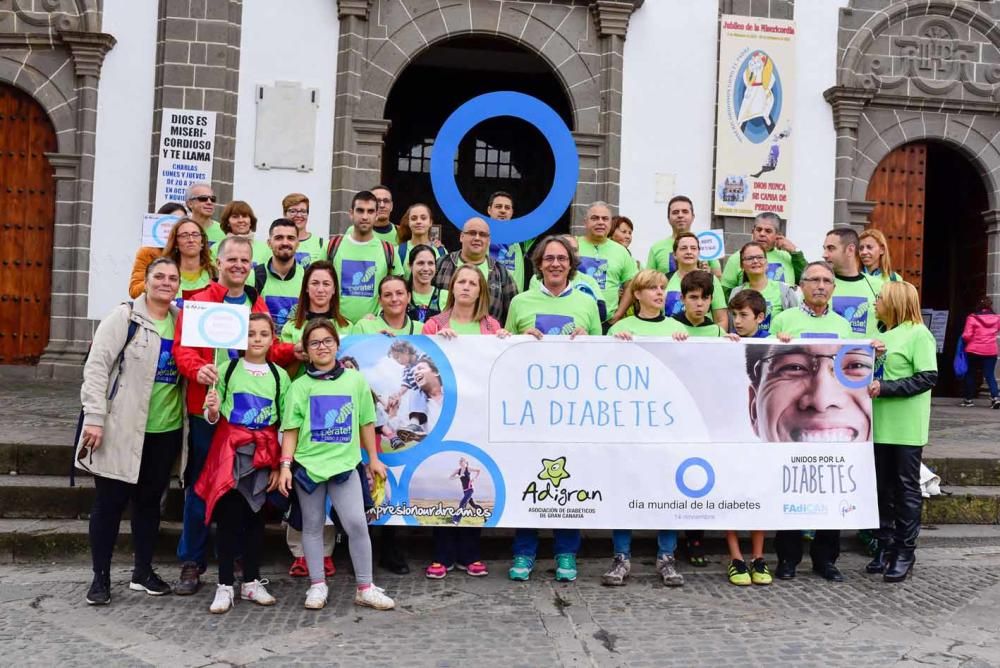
[220,357,283,429]
[71,302,138,486]
[326,234,395,274]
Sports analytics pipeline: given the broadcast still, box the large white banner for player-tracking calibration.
[338,336,878,530]
[713,15,796,218]
[154,108,216,208]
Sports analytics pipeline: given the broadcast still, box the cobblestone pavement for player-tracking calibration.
[3,546,1000,667]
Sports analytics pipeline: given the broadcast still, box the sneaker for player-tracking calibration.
[601,554,631,586]
[727,559,751,586]
[324,556,336,577]
[241,579,276,606]
[508,555,535,581]
[304,582,328,610]
[86,572,111,606]
[992,397,1000,410]
[656,555,684,587]
[750,558,773,585]
[554,553,577,582]
[355,584,395,610]
[389,436,406,450]
[396,423,427,443]
[209,584,234,614]
[425,562,452,579]
[457,561,488,577]
[959,399,975,407]
[175,561,201,596]
[129,570,171,596]
[289,557,308,577]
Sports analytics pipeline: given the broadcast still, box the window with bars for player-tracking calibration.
[474,139,520,179]
[398,139,434,173]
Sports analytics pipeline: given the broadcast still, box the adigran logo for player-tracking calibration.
[521,457,603,507]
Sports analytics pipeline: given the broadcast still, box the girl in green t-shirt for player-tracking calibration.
[406,244,447,323]
[866,281,938,583]
[278,319,395,612]
[396,203,447,279]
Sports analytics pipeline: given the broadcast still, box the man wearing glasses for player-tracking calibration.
[433,217,517,322]
[282,193,325,267]
[721,212,806,297]
[770,261,853,340]
[185,182,225,248]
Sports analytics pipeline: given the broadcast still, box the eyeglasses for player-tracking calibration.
[176,232,203,240]
[307,337,337,350]
[755,351,873,383]
[542,255,570,264]
[742,255,766,263]
[801,277,835,285]
[463,230,490,238]
[191,195,217,203]
[286,208,308,216]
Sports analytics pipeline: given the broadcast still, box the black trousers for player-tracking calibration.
[213,490,263,586]
[89,429,182,575]
[774,530,840,567]
[873,443,923,554]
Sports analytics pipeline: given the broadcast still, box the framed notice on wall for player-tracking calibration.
[713,15,796,218]
[154,108,217,209]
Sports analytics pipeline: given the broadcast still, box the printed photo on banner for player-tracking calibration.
[405,452,496,526]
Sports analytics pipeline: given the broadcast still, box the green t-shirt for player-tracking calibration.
[257,260,304,331]
[283,369,376,482]
[332,236,402,323]
[345,223,397,245]
[673,314,726,338]
[449,319,484,335]
[769,307,854,339]
[295,234,326,267]
[350,315,424,336]
[251,239,271,266]
[608,315,685,337]
[204,220,226,247]
[178,269,212,304]
[664,271,726,319]
[575,237,638,321]
[490,243,526,292]
[456,256,490,282]
[146,316,183,433]
[646,236,721,276]
[528,272,607,322]
[396,242,447,279]
[721,247,799,294]
[412,288,448,310]
[216,358,291,429]
[280,315,352,345]
[832,273,881,337]
[873,322,937,446]
[505,286,602,335]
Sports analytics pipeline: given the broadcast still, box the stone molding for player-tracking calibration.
[58,30,116,79]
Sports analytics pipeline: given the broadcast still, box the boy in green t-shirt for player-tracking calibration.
[671,270,728,338]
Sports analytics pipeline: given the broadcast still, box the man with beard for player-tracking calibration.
[346,184,397,244]
[252,219,303,331]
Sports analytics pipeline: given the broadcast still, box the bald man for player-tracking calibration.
[433,217,517,322]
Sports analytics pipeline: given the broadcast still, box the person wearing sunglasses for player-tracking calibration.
[78,258,183,606]
[185,182,225,248]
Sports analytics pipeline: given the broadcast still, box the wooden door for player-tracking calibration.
[864,143,927,293]
[0,85,57,364]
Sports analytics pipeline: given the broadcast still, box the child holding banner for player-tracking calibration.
[278,318,395,611]
[195,313,290,613]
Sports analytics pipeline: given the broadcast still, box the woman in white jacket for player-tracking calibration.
[77,258,184,606]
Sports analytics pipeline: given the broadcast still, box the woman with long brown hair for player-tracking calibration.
[160,217,218,304]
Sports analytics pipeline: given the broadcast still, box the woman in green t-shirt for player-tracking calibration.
[407,244,447,323]
[866,281,938,583]
[728,242,799,336]
[351,275,425,336]
[78,257,183,606]
[162,218,217,305]
[278,318,395,612]
[608,269,686,339]
[397,203,447,278]
[859,229,902,283]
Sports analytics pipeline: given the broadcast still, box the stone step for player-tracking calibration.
[923,486,1000,525]
[0,474,185,520]
[923,457,1000,487]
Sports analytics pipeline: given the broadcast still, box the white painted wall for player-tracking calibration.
[620,0,847,264]
[232,0,339,238]
[88,0,158,319]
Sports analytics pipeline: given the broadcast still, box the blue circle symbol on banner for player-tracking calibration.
[152,215,179,246]
[833,343,876,389]
[697,230,725,261]
[196,306,248,349]
[430,91,579,245]
[675,457,715,499]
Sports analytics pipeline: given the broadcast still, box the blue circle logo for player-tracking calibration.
[430,91,579,245]
[195,306,248,349]
[834,344,875,389]
[697,230,725,261]
[152,215,180,246]
[675,457,715,498]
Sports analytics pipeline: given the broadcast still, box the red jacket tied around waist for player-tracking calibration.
[194,419,280,524]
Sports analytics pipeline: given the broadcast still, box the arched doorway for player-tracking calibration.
[381,35,574,249]
[0,84,57,365]
[865,141,989,394]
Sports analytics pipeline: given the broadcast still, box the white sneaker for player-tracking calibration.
[304,582,328,610]
[241,579,276,606]
[354,584,395,610]
[210,584,234,614]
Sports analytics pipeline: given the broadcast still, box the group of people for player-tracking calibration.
[76,180,981,615]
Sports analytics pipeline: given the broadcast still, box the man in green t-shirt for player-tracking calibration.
[821,228,881,338]
[576,202,638,326]
[346,185,397,244]
[646,195,722,277]
[721,212,806,296]
[283,193,325,267]
[331,190,402,323]
[770,261,854,339]
[253,219,303,330]
[486,191,531,293]
[185,182,225,247]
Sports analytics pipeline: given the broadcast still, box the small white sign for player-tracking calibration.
[181,301,250,350]
[141,213,180,248]
[697,230,726,261]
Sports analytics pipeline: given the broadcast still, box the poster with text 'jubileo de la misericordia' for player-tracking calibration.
[337,336,878,531]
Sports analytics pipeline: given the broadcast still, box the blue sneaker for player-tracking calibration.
[555,553,577,582]
[508,555,535,581]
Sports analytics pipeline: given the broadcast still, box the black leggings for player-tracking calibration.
[89,429,181,575]
[213,490,264,586]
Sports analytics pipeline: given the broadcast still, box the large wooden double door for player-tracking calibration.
[0,84,56,365]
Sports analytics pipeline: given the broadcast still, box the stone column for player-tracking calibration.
[329,0,374,234]
[37,31,115,379]
[984,209,1000,306]
[824,86,872,229]
[572,132,604,234]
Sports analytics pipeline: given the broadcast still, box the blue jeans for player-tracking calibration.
[612,529,678,558]
[512,529,580,558]
[176,415,215,566]
[964,353,999,400]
